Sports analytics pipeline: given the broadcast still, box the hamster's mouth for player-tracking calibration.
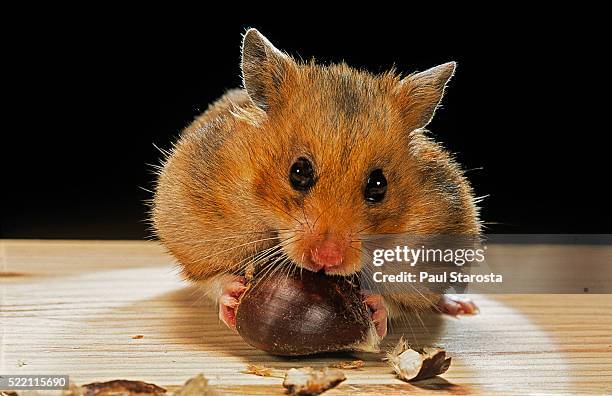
[285,250,361,277]
[267,227,363,277]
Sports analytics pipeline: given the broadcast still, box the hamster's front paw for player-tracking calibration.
[436,295,479,316]
[363,293,388,339]
[218,276,247,330]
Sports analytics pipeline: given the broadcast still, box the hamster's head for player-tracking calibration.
[238,29,477,276]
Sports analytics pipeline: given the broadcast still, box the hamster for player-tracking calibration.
[152,29,480,339]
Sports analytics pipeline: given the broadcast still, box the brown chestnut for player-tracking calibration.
[235,269,380,356]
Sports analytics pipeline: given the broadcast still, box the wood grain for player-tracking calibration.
[1,240,611,395]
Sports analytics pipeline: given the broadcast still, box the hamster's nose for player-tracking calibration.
[310,240,344,269]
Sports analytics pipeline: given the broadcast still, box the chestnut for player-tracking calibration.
[235,269,380,356]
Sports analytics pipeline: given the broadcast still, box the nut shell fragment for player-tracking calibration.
[385,337,452,381]
[282,367,346,396]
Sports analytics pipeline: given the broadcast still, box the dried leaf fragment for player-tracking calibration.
[131,335,144,339]
[328,360,364,369]
[282,367,346,395]
[81,380,166,396]
[385,337,451,381]
[174,374,219,396]
[243,364,286,378]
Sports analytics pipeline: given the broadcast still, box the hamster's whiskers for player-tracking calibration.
[188,235,291,264]
[168,230,291,245]
[259,196,306,227]
[229,232,303,279]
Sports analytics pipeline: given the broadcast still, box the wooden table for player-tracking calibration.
[1,240,611,395]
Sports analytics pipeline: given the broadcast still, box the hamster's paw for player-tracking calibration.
[436,295,479,316]
[218,276,247,330]
[363,293,388,339]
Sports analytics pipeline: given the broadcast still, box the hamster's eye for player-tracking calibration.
[289,157,315,191]
[365,169,387,203]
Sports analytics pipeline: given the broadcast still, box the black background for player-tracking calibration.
[3,10,609,239]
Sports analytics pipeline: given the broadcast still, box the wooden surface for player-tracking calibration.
[1,240,611,395]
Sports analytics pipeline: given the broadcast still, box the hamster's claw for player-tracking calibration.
[436,295,479,316]
[218,276,247,330]
[363,293,388,339]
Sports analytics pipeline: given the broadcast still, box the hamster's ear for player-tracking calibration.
[241,28,296,110]
[397,62,456,130]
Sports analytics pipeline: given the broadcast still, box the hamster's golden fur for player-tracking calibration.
[153,29,480,317]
